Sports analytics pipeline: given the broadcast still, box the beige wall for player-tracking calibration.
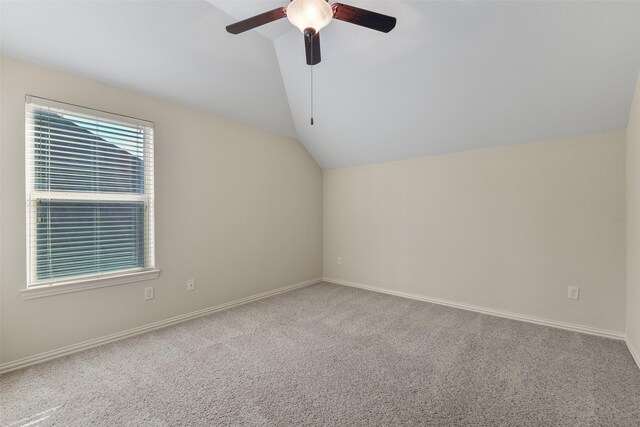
[627,71,640,358]
[0,53,632,366]
[0,56,323,365]
[324,133,626,332]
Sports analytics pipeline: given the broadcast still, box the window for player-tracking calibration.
[25,96,156,291]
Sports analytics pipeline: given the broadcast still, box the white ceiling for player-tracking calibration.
[2,1,640,169]
[0,0,295,138]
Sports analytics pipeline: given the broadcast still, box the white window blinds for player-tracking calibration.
[25,96,155,286]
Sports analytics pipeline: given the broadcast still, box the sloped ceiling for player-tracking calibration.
[2,1,640,169]
[0,0,296,138]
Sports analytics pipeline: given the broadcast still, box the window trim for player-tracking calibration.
[24,95,158,295]
[20,268,160,300]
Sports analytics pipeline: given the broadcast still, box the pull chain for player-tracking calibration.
[306,29,315,126]
[310,63,314,125]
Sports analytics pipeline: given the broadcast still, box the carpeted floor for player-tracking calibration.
[2,282,640,426]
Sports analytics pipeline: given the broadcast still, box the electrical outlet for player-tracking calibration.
[144,286,154,301]
[568,286,580,300]
[187,279,195,291]
[337,256,342,265]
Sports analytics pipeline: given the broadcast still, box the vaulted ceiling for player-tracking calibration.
[2,1,640,168]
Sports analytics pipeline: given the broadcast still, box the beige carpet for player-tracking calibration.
[2,282,640,426]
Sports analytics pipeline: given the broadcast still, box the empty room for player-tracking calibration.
[1,0,640,425]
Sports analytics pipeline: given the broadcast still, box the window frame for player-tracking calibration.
[22,96,159,298]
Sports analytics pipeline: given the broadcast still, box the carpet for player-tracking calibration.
[2,282,640,426]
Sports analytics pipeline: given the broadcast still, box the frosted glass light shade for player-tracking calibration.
[287,0,333,33]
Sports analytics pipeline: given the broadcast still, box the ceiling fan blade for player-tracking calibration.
[304,31,321,65]
[331,3,396,33]
[226,7,287,34]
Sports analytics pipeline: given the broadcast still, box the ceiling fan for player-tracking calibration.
[225,0,397,65]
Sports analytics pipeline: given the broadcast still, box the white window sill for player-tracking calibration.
[20,269,160,300]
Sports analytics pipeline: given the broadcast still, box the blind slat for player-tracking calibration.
[30,138,151,155]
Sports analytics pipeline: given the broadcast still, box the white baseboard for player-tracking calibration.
[626,338,640,370]
[0,277,322,375]
[324,277,625,341]
[4,277,633,375]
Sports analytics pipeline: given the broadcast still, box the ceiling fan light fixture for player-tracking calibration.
[287,0,333,33]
